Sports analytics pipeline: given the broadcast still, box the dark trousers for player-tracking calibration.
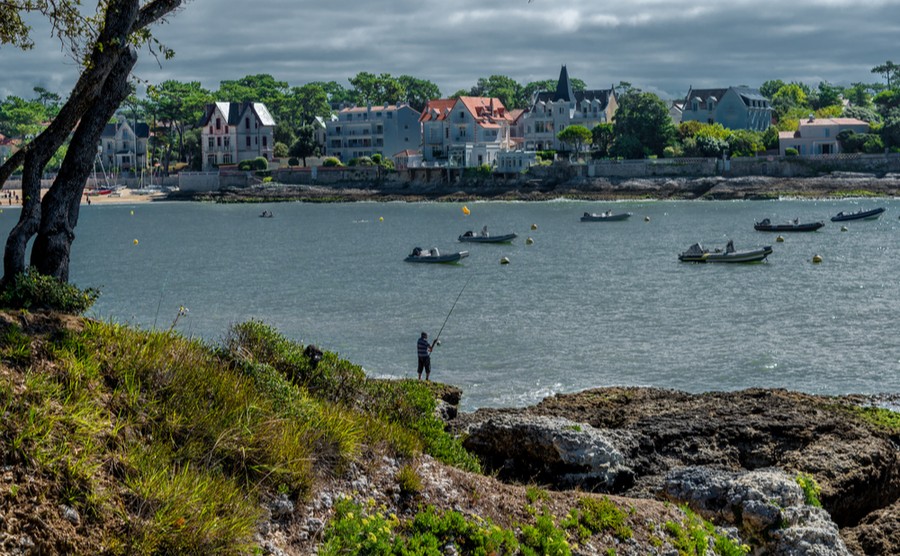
[417,356,431,377]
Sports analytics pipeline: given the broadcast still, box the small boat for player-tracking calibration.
[679,241,773,263]
[754,218,824,232]
[259,210,274,218]
[581,211,633,222]
[458,230,517,243]
[830,207,885,222]
[405,247,469,264]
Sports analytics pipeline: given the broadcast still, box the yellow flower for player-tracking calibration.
[368,532,377,543]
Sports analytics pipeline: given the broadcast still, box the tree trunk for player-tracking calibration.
[31,49,138,282]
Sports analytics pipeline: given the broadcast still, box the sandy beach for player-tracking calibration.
[0,188,167,208]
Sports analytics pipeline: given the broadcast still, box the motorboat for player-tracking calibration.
[405,247,469,264]
[754,218,824,232]
[581,211,633,222]
[679,241,773,263]
[259,210,274,218]
[458,230,517,243]
[830,207,885,222]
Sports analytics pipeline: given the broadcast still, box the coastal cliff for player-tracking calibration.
[0,312,897,555]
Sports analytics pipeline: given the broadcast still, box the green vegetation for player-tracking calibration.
[0,268,99,313]
[0,316,480,553]
[664,506,749,556]
[795,473,822,508]
[561,496,633,542]
[850,405,900,431]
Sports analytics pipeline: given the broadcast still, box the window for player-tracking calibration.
[245,117,250,129]
[216,118,221,130]
[217,137,221,147]
[262,136,268,147]
[387,112,392,119]
[445,128,449,139]
[209,126,213,134]
[225,125,229,133]
[208,137,214,148]
[223,154,232,164]
[207,154,216,167]
[246,137,251,147]
[224,136,230,147]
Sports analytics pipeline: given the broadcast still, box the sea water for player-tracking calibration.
[5,198,898,411]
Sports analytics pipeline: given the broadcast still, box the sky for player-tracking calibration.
[1,0,899,102]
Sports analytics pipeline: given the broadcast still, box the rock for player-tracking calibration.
[268,494,294,519]
[59,504,80,527]
[663,466,850,555]
[841,500,900,555]
[461,414,636,491]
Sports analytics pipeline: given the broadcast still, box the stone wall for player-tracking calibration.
[179,172,221,192]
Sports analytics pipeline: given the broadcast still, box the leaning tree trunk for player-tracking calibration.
[31,49,138,281]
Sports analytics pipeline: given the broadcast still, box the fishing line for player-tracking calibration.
[433,272,475,346]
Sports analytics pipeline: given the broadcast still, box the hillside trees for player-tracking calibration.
[611,89,675,158]
[397,75,441,112]
[145,79,210,172]
[0,0,185,286]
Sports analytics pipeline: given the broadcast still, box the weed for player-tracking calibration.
[0,268,99,314]
[519,509,572,556]
[562,495,632,541]
[796,472,822,508]
[0,323,31,365]
[664,505,749,556]
[526,485,549,505]
[396,464,423,498]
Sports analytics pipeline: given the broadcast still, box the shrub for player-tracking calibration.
[0,268,99,314]
[796,473,822,507]
[785,148,799,156]
[287,157,299,167]
[396,464,423,497]
[251,156,269,171]
[536,150,556,162]
[322,157,343,167]
[562,496,632,541]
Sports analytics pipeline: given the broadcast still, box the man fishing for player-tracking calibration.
[416,332,438,380]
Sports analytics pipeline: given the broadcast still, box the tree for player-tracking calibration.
[882,109,900,149]
[759,79,786,100]
[611,90,675,159]
[843,105,882,124]
[845,82,874,108]
[32,86,62,119]
[557,125,592,160]
[874,90,900,117]
[397,75,440,112]
[0,0,185,287]
[283,83,331,128]
[591,123,614,158]
[146,80,210,173]
[871,61,900,90]
[522,77,586,103]
[348,72,404,106]
[771,83,810,121]
[216,74,288,118]
[0,95,47,140]
[809,81,843,111]
[288,124,319,166]
[467,75,525,109]
[311,80,358,107]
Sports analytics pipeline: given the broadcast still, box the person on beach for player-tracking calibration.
[417,332,434,380]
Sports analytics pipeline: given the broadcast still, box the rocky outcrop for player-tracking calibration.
[450,387,900,555]
[460,414,636,490]
[664,467,850,555]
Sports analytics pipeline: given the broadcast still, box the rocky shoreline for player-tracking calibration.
[443,387,900,555]
[171,173,900,203]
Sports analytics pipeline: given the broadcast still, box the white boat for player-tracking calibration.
[405,247,469,264]
[581,211,632,222]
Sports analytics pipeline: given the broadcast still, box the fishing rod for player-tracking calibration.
[432,273,474,347]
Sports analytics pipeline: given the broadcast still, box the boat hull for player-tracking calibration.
[404,251,469,264]
[458,233,517,243]
[754,220,824,232]
[679,246,773,263]
[830,207,885,222]
[581,212,632,222]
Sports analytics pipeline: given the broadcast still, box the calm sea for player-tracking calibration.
[4,198,898,410]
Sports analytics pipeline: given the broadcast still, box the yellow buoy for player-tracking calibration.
[500,257,510,265]
[776,235,785,243]
[530,223,538,230]
[525,237,534,245]
[130,210,134,216]
[379,216,384,222]
[462,205,470,215]
[644,216,650,222]
[133,239,139,245]
[840,226,848,232]
[812,254,823,263]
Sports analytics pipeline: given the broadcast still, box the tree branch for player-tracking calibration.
[133,0,183,31]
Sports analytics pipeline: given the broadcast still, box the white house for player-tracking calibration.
[199,101,276,170]
[522,65,617,151]
[419,96,514,167]
[99,120,149,174]
[778,117,870,156]
[324,103,421,162]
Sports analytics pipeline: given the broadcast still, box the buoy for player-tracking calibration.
[776,235,785,243]
[525,237,534,245]
[812,254,823,264]
[462,206,470,215]
[644,216,650,222]
[500,257,510,265]
[130,210,134,216]
[133,239,139,245]
[840,226,848,232]
[379,216,384,222]
[530,224,538,230]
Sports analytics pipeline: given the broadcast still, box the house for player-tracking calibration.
[324,103,421,163]
[99,120,150,174]
[392,149,422,170]
[312,115,334,155]
[669,100,684,124]
[522,65,617,151]
[420,96,514,167]
[681,86,772,131]
[199,101,276,170]
[778,116,869,156]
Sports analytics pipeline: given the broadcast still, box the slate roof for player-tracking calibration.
[684,86,770,108]
[101,121,150,139]
[532,65,614,109]
[199,101,276,127]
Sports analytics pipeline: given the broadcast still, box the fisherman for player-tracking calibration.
[482,225,489,237]
[726,239,735,253]
[417,332,435,380]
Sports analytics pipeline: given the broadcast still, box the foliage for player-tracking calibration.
[320,497,398,555]
[349,72,404,106]
[771,83,810,121]
[349,156,375,167]
[536,150,557,162]
[322,156,343,167]
[844,105,882,124]
[273,141,289,158]
[0,268,98,313]
[759,79,786,100]
[0,94,48,139]
[463,164,493,179]
[785,148,799,156]
[796,473,822,507]
[465,75,526,110]
[612,90,675,158]
[145,80,212,172]
[845,83,874,108]
[837,131,884,154]
[678,120,704,141]
[398,75,441,112]
[287,157,299,167]
[809,81,843,111]
[561,496,632,542]
[519,509,572,556]
[664,506,749,556]
[283,82,332,127]
[727,129,766,157]
[881,109,900,148]
[871,60,900,90]
[591,123,614,157]
[762,126,780,150]
[557,125,592,159]
[396,464,423,497]
[873,90,900,117]
[289,124,320,165]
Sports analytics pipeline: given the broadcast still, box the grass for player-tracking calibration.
[0,315,483,553]
[664,505,749,556]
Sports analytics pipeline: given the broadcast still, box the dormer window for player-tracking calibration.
[216,118,221,130]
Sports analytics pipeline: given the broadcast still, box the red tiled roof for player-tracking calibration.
[457,96,513,125]
[419,99,456,123]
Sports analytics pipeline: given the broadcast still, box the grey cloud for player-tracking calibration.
[1,0,898,102]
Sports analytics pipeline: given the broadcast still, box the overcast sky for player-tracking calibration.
[2,0,899,101]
